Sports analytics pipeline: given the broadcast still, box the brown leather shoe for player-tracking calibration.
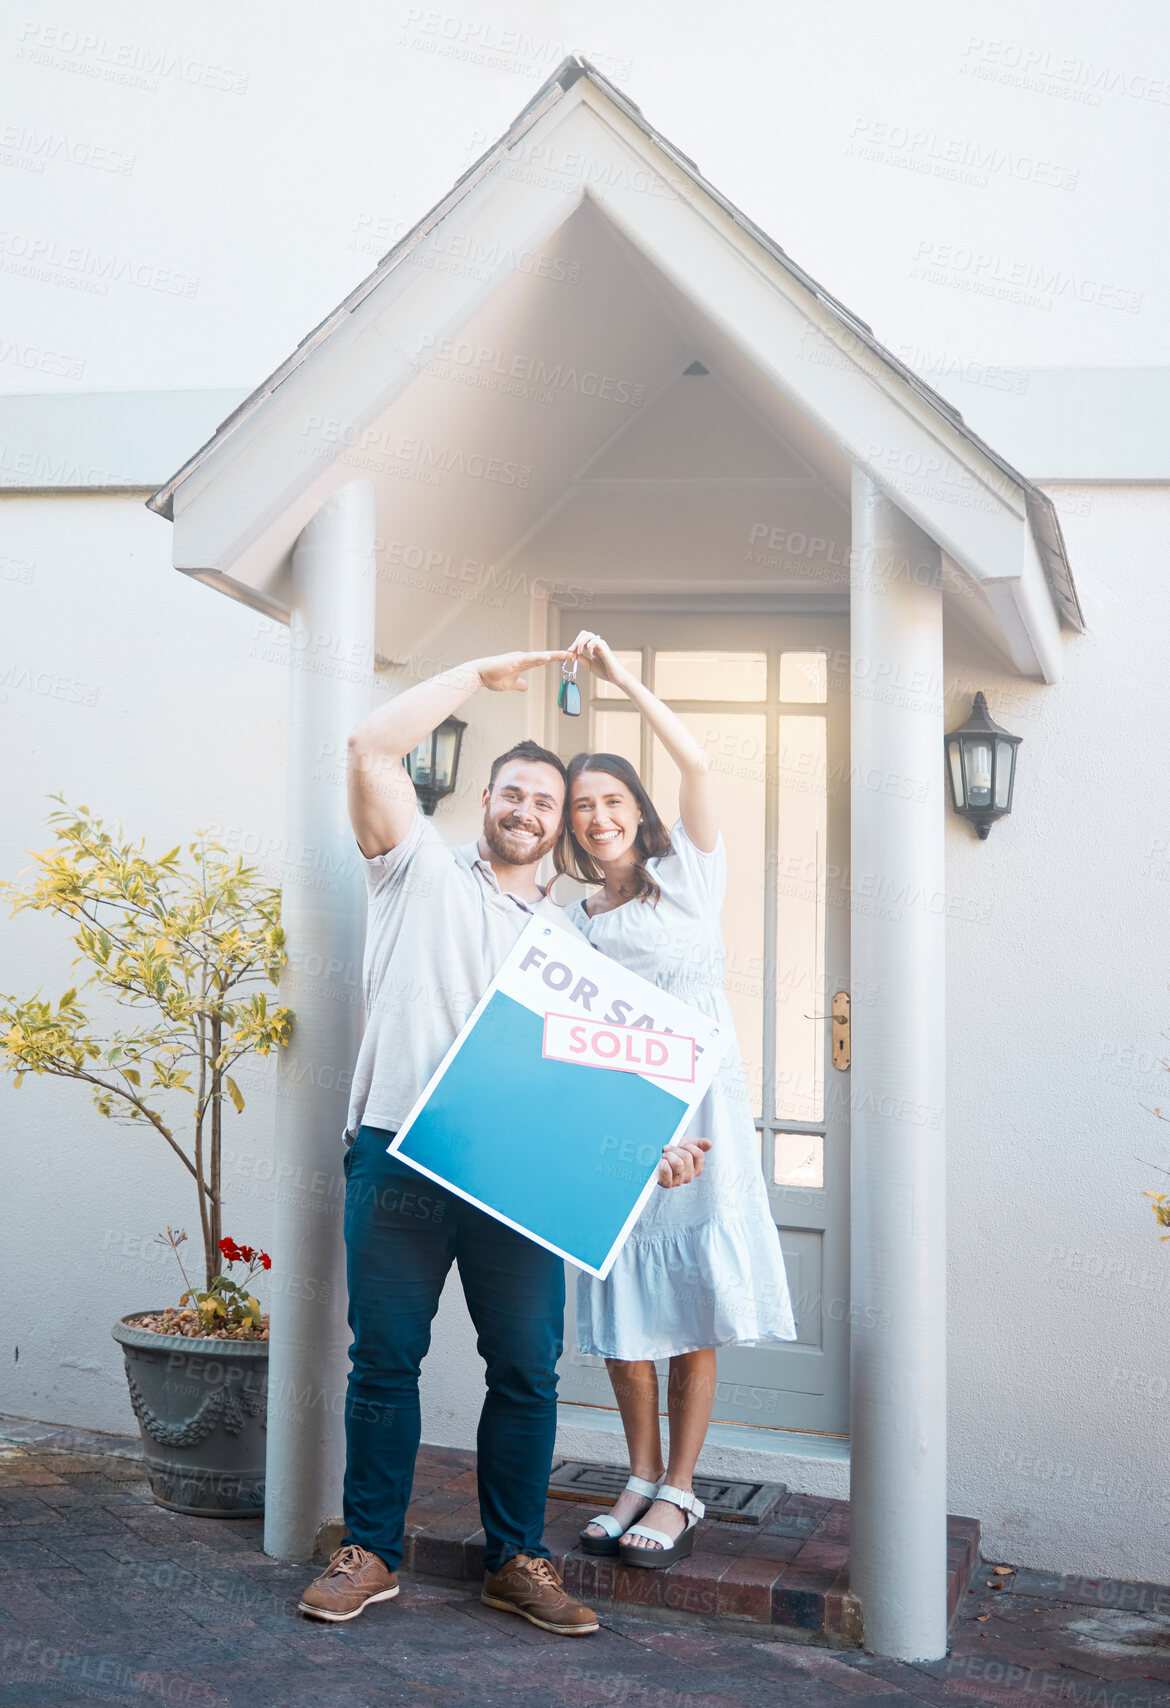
[298,1543,400,1622]
[481,1553,599,1635]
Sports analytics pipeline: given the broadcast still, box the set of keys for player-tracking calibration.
[557,656,581,717]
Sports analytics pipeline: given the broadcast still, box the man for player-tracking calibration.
[298,648,708,1636]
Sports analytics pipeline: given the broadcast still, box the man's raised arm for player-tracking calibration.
[346,650,568,858]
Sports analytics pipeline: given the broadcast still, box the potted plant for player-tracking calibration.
[1,798,294,1515]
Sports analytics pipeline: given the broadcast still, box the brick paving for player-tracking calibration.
[3,1417,1170,1708]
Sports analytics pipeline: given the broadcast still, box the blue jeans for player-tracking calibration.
[341,1124,566,1573]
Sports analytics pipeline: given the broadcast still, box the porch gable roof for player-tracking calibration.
[147,54,1083,681]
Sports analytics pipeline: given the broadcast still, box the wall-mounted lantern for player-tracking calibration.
[945,692,1021,840]
[404,715,466,815]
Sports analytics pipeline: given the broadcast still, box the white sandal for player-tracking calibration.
[578,1474,663,1557]
[618,1484,706,1568]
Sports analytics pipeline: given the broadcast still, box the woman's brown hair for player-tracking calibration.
[554,753,672,906]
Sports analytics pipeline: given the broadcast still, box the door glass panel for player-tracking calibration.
[589,709,641,771]
[773,1131,824,1189]
[651,711,766,1118]
[595,651,643,699]
[774,714,826,1122]
[779,651,828,703]
[654,651,766,701]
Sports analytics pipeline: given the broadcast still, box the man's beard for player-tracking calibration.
[482,811,558,867]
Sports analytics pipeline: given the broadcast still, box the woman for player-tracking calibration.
[554,631,797,1569]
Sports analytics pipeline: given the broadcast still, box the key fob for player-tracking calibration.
[558,660,581,717]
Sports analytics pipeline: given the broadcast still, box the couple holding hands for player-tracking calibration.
[299,632,795,1636]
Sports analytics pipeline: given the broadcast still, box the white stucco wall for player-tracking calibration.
[943,484,1170,1581]
[2,0,1163,395]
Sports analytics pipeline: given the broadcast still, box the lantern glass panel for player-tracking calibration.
[994,739,1014,810]
[965,738,992,807]
[433,726,458,789]
[409,738,433,785]
[947,739,964,807]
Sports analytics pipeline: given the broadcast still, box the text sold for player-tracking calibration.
[542,1013,695,1083]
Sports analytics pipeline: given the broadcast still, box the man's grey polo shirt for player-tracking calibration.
[343,811,577,1144]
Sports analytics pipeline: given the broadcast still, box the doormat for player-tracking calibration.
[548,1458,785,1525]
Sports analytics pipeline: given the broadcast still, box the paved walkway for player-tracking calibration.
[3,1418,1170,1708]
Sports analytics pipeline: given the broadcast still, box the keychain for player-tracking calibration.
[557,656,581,717]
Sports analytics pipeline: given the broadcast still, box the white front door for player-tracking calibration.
[553,610,851,1437]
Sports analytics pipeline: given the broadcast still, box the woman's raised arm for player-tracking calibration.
[566,630,718,853]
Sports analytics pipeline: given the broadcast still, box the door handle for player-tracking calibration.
[831,991,850,1071]
[804,992,850,1070]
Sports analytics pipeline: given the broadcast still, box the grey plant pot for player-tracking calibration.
[112,1312,268,1517]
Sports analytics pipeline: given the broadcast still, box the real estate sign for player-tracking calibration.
[389,916,724,1278]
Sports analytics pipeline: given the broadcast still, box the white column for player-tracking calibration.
[264,478,377,1562]
[848,471,947,1660]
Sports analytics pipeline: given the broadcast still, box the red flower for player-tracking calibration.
[219,1236,270,1273]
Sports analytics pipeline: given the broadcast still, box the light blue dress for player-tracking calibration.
[565,820,797,1360]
